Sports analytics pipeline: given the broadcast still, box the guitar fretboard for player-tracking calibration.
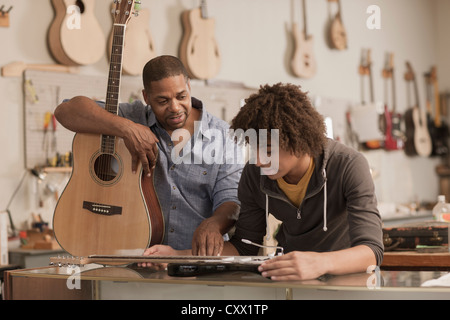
[102,24,126,155]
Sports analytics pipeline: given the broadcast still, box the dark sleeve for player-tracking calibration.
[229,164,267,256]
[344,152,384,265]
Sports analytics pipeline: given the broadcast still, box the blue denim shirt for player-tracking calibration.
[118,98,244,250]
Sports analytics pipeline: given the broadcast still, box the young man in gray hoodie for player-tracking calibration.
[220,83,384,281]
[145,82,383,281]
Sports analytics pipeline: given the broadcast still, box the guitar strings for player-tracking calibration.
[98,25,125,181]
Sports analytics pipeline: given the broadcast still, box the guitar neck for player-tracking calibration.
[434,78,441,127]
[106,24,126,115]
[50,255,272,266]
[302,0,308,35]
[391,68,397,112]
[200,0,208,19]
[102,24,126,154]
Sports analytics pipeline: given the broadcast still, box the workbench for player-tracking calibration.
[4,263,450,301]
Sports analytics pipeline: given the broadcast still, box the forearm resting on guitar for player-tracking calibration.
[55,96,159,174]
[55,96,132,137]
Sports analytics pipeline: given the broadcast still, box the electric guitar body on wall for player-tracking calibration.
[291,0,317,78]
[53,0,164,258]
[403,62,432,157]
[179,0,221,80]
[382,53,403,151]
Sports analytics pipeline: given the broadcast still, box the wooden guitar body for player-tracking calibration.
[330,16,347,50]
[404,61,432,157]
[179,7,221,80]
[291,22,317,78]
[53,133,162,257]
[48,0,78,66]
[59,0,106,65]
[404,107,417,155]
[109,8,157,75]
[412,107,432,157]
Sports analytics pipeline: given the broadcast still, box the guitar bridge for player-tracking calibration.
[83,201,122,216]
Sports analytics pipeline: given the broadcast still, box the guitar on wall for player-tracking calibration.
[179,0,221,80]
[291,0,317,78]
[359,48,383,149]
[428,66,449,156]
[403,61,432,157]
[53,0,164,258]
[382,53,403,150]
[48,0,105,66]
[108,4,157,76]
[326,0,347,50]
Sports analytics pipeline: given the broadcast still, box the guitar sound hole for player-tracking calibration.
[75,0,85,14]
[94,154,119,182]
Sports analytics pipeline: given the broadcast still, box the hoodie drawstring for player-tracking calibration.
[322,168,328,232]
[265,194,270,240]
[265,167,328,238]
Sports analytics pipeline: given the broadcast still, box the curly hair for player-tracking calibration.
[230,83,327,158]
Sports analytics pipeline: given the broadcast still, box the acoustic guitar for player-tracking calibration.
[382,53,403,150]
[48,0,105,66]
[327,0,347,50]
[179,0,221,80]
[403,62,432,157]
[291,0,317,78]
[53,0,164,258]
[108,5,157,76]
[428,66,449,156]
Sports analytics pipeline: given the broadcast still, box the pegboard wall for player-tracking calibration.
[23,70,143,169]
[23,70,259,170]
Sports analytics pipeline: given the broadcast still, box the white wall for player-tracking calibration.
[0,0,449,230]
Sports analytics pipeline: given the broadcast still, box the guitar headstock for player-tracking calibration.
[382,52,394,79]
[429,66,438,84]
[358,48,372,76]
[112,0,141,25]
[50,255,89,266]
[404,61,416,82]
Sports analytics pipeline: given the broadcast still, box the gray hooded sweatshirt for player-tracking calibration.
[229,139,384,266]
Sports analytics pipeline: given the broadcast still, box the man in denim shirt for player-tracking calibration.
[55,56,243,256]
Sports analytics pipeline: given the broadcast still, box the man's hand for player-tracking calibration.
[122,122,159,176]
[138,244,188,269]
[191,218,224,256]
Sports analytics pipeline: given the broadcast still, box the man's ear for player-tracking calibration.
[142,89,149,104]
